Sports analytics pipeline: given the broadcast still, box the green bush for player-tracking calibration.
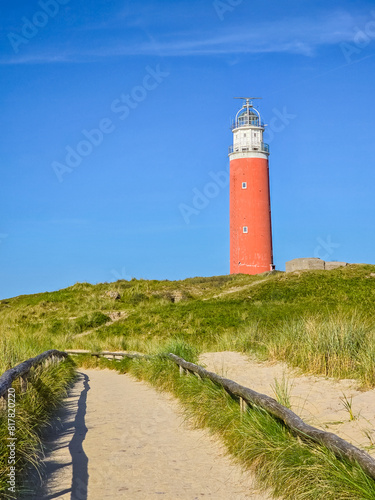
[74,311,111,332]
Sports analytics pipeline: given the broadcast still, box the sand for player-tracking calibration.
[23,368,269,499]
[200,351,375,458]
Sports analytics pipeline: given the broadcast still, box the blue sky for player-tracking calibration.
[1,0,375,299]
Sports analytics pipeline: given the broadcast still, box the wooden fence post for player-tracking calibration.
[20,373,28,393]
[240,397,248,414]
[0,393,7,410]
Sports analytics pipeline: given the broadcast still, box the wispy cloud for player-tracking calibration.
[0,10,370,65]
[128,11,370,57]
[0,53,73,65]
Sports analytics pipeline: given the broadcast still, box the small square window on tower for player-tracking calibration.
[242,182,247,189]
[243,226,248,233]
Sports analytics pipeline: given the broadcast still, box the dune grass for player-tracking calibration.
[1,265,375,385]
[220,310,375,387]
[0,358,76,499]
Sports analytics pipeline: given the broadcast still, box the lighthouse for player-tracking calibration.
[229,98,274,275]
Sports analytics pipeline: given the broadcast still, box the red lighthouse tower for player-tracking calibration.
[229,98,274,275]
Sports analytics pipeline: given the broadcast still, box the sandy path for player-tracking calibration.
[200,352,375,457]
[205,280,265,300]
[74,311,129,338]
[24,369,270,500]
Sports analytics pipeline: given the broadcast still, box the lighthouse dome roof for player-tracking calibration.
[235,105,261,127]
[238,107,258,118]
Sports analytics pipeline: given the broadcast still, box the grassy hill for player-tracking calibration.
[2,264,375,499]
[1,264,375,384]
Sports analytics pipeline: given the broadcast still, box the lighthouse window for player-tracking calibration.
[243,226,248,233]
[242,182,247,189]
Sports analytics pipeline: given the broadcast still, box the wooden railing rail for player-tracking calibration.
[167,353,375,482]
[65,349,150,360]
[0,350,68,403]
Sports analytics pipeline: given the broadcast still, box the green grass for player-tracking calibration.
[1,265,375,384]
[271,373,292,409]
[0,358,76,499]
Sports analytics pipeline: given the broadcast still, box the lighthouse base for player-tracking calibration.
[231,263,275,275]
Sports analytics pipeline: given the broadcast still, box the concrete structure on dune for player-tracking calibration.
[285,258,348,273]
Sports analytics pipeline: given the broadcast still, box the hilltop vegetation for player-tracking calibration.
[2,264,375,499]
[1,264,375,385]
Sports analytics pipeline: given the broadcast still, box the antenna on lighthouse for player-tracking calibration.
[234,97,262,107]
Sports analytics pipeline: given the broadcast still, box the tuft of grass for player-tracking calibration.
[363,429,375,449]
[271,373,292,409]
[160,337,200,363]
[340,394,358,421]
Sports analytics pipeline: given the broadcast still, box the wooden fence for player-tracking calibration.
[0,350,67,407]
[167,353,375,482]
[6,348,375,482]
